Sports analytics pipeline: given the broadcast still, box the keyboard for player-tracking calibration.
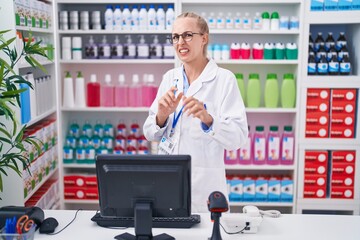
[91,212,201,229]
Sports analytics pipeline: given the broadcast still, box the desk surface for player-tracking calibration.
[35,210,360,240]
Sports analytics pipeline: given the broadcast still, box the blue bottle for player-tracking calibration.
[20,83,31,124]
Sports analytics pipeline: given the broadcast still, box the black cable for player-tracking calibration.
[219,222,248,235]
[47,209,82,235]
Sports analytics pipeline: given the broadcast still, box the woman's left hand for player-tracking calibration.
[182,96,213,127]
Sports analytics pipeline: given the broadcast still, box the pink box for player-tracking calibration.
[331,89,357,102]
[304,174,327,187]
[305,151,328,164]
[303,186,327,198]
[330,186,354,199]
[307,88,330,101]
[331,151,356,164]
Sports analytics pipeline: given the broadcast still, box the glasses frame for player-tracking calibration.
[167,31,204,44]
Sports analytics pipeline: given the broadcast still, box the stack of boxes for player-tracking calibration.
[64,174,98,201]
[303,151,328,198]
[306,88,357,138]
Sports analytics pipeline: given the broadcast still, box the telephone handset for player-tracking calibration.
[242,205,261,217]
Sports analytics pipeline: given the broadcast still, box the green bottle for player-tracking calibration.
[82,120,93,138]
[104,120,114,138]
[246,73,261,108]
[85,142,96,164]
[264,73,279,108]
[235,73,246,104]
[94,120,104,137]
[281,73,296,108]
[69,120,80,138]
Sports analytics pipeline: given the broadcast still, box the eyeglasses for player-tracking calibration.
[168,31,203,44]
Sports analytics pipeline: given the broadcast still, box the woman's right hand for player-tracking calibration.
[156,86,183,127]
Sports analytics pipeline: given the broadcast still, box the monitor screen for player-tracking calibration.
[96,154,191,219]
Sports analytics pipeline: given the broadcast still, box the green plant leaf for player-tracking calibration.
[15,124,26,143]
[0,58,15,76]
[0,37,15,51]
[0,137,11,145]
[12,119,18,137]
[27,55,47,73]
[0,126,11,139]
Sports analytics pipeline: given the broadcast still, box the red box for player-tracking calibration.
[85,175,98,188]
[331,101,356,114]
[331,151,356,164]
[307,89,330,101]
[305,125,329,138]
[306,99,329,113]
[332,162,355,176]
[303,186,327,198]
[331,113,355,127]
[85,188,99,200]
[331,175,354,187]
[304,162,327,175]
[330,125,355,138]
[305,151,328,164]
[332,89,357,102]
[330,186,354,199]
[64,175,86,187]
[304,174,327,187]
[306,112,329,126]
[64,187,86,200]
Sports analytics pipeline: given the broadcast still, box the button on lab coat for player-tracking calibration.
[143,59,248,213]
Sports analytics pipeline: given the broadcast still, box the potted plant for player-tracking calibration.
[0,29,51,193]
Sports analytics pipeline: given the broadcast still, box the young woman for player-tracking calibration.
[143,12,248,213]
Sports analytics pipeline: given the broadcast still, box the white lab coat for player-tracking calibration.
[143,59,248,213]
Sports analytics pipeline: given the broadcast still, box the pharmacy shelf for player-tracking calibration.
[302,76,360,88]
[59,59,175,64]
[209,29,300,35]
[246,108,297,113]
[24,166,59,202]
[61,107,149,112]
[182,0,301,4]
[229,202,294,207]
[63,164,95,169]
[64,199,98,204]
[18,60,54,69]
[216,60,299,65]
[16,26,53,34]
[298,139,359,148]
[26,108,57,128]
[307,11,360,24]
[58,30,171,35]
[225,165,295,171]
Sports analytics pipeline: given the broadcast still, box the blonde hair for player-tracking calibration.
[176,12,209,57]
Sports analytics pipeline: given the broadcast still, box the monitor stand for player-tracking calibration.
[115,202,175,240]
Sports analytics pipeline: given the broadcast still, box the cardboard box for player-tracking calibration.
[330,186,353,199]
[268,178,281,201]
[332,89,357,102]
[281,179,293,202]
[305,162,328,175]
[307,89,330,100]
[331,150,356,163]
[324,0,339,11]
[305,125,329,138]
[330,125,355,138]
[306,112,329,126]
[331,113,355,127]
[64,187,86,200]
[306,99,329,113]
[243,179,255,201]
[332,162,355,176]
[331,175,354,187]
[64,175,86,187]
[255,179,268,201]
[304,174,327,187]
[229,178,243,202]
[331,101,356,114]
[303,186,327,198]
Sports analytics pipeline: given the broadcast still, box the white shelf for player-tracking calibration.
[18,60,54,69]
[26,108,57,128]
[57,0,174,3]
[246,108,297,113]
[182,0,301,4]
[303,76,360,88]
[307,11,360,24]
[216,60,299,65]
[16,26,53,34]
[299,139,359,148]
[229,202,294,207]
[24,166,58,202]
[297,199,359,207]
[209,29,300,35]
[64,199,98,204]
[225,165,295,171]
[63,163,95,169]
[61,107,149,112]
[58,30,170,34]
[59,59,175,64]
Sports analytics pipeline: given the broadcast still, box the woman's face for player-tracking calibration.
[172,17,207,63]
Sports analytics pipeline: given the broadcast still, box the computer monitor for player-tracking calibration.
[95,154,191,240]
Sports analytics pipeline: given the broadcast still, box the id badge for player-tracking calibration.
[158,136,175,155]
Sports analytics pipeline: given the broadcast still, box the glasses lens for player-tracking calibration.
[183,32,193,42]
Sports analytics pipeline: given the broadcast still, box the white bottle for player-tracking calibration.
[243,12,251,30]
[26,72,37,118]
[253,12,262,30]
[124,35,136,59]
[234,12,242,29]
[163,38,174,59]
[216,12,225,29]
[137,35,149,59]
[225,12,234,29]
[165,4,175,30]
[139,5,148,30]
[74,71,86,107]
[131,5,139,31]
[122,5,131,30]
[113,5,122,30]
[156,5,166,30]
[111,35,123,59]
[208,12,216,29]
[147,4,156,30]
[150,35,163,59]
[63,71,75,108]
[104,5,113,30]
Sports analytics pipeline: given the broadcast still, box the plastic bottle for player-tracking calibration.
[208,12,216,29]
[26,73,37,118]
[139,5,147,30]
[85,36,98,59]
[111,35,123,59]
[340,52,351,75]
[150,35,163,59]
[239,126,252,165]
[92,134,102,152]
[137,35,149,59]
[147,5,156,30]
[212,44,221,61]
[137,134,149,154]
[156,5,165,30]
[113,5,122,30]
[104,5,113,30]
[147,74,157,106]
[113,145,125,155]
[308,52,317,75]
[253,126,266,165]
[316,43,326,62]
[165,4,175,30]
[325,32,335,51]
[104,120,114,138]
[246,73,261,108]
[240,42,251,59]
[327,43,337,62]
[225,13,234,29]
[224,149,238,165]
[163,38,174,59]
[243,12,251,30]
[69,120,80,138]
[102,133,114,153]
[19,82,31,124]
[99,35,111,59]
[63,144,74,164]
[216,12,225,29]
[281,73,296,108]
[280,126,294,165]
[97,142,110,155]
[235,73,245,103]
[336,32,347,51]
[338,43,349,61]
[309,32,314,49]
[122,5,131,30]
[264,42,275,59]
[115,74,128,107]
[230,42,241,59]
[234,12,242,29]
[87,74,100,107]
[328,52,339,75]
[317,52,329,75]
[63,71,75,108]
[130,120,140,137]
[252,43,264,59]
[270,12,280,30]
[94,120,104,138]
[264,73,279,108]
[253,12,262,30]
[130,5,139,30]
[78,132,90,148]
[102,74,114,107]
[74,71,86,107]
[221,44,230,60]
[267,126,280,165]
[128,74,141,107]
[123,35,136,59]
[85,142,96,164]
[82,120,92,138]
[261,12,270,30]
[314,32,324,52]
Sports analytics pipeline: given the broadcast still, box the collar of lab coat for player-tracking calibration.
[175,58,218,98]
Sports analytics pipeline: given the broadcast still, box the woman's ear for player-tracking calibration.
[202,33,209,46]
